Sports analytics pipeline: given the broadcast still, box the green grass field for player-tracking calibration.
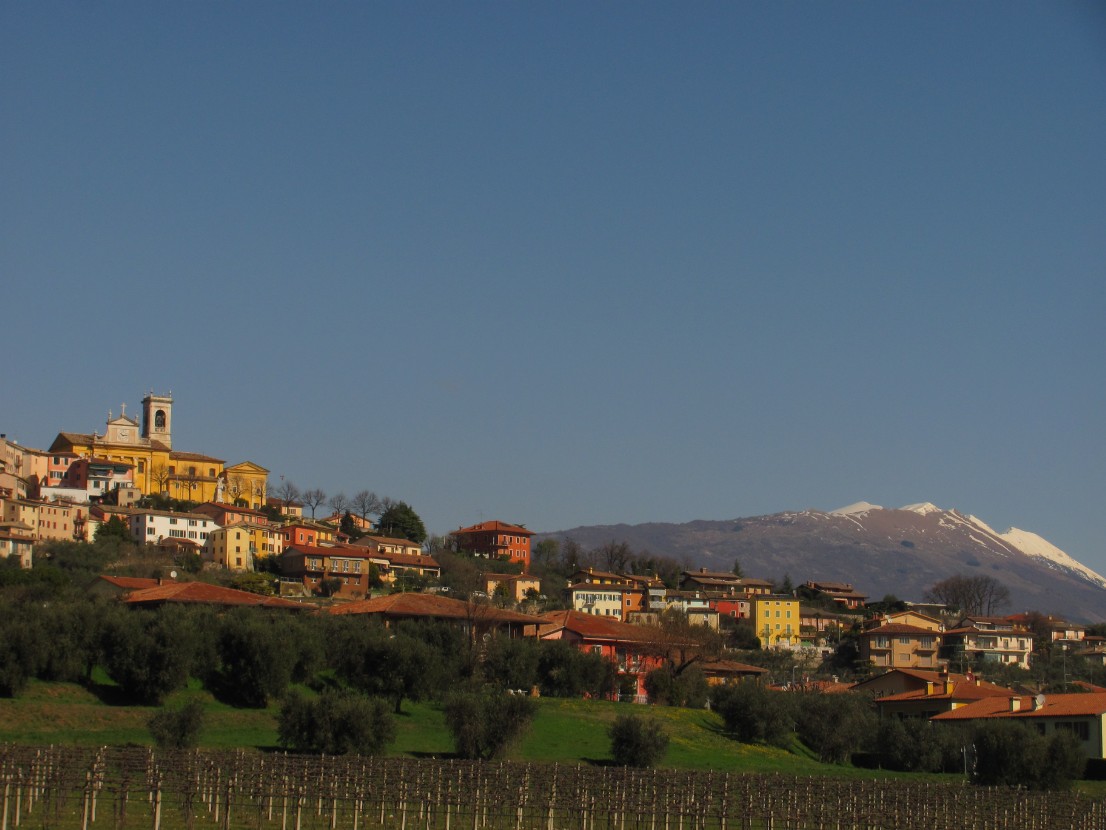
[0,678,901,779]
[8,677,1106,795]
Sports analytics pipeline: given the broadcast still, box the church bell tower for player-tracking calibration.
[142,392,173,449]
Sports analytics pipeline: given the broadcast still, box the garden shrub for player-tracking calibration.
[609,714,669,767]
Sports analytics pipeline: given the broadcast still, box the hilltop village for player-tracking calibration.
[6,392,1106,774]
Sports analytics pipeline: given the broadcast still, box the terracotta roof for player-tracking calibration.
[698,658,768,676]
[131,508,213,521]
[536,609,663,643]
[683,569,743,580]
[876,678,1014,704]
[97,576,161,591]
[566,581,640,593]
[933,692,1106,721]
[155,537,201,550]
[451,520,533,536]
[374,550,440,569]
[285,544,365,558]
[852,668,977,692]
[348,534,420,548]
[483,572,539,582]
[123,581,306,610]
[944,625,1031,637]
[329,593,539,624]
[50,432,173,452]
[862,623,939,636]
[87,457,134,468]
[197,502,266,517]
[807,581,857,592]
[168,450,225,463]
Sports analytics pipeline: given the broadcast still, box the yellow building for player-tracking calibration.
[220,461,269,509]
[752,594,801,649]
[48,393,266,506]
[204,526,253,571]
[203,521,282,571]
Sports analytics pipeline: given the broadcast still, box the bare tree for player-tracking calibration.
[252,479,267,508]
[150,464,171,495]
[596,540,632,573]
[926,574,1011,616]
[301,488,327,518]
[328,492,350,518]
[352,490,383,522]
[274,480,300,512]
[226,475,246,504]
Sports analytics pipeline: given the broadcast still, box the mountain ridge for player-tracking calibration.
[538,502,1106,623]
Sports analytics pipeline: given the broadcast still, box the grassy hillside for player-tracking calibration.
[0,678,858,776]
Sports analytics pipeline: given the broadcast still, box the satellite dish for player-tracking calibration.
[1035,693,1046,709]
[169,570,178,579]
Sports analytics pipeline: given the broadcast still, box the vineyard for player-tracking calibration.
[1,745,1103,830]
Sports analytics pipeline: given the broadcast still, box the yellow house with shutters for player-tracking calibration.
[752,595,801,649]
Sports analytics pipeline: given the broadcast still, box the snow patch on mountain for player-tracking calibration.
[819,500,1105,591]
[831,501,883,516]
[1001,527,1106,588]
[901,502,941,515]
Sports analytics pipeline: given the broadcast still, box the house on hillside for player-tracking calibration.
[329,593,538,639]
[802,580,868,610]
[933,692,1106,759]
[680,569,773,595]
[534,609,672,702]
[483,572,541,603]
[865,671,1015,719]
[940,616,1034,670]
[1005,612,1086,646]
[121,580,306,612]
[750,595,800,649]
[451,520,533,569]
[859,612,944,670]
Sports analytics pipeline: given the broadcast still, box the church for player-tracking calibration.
[48,392,269,508]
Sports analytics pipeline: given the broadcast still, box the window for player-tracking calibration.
[1057,721,1090,741]
[899,637,911,645]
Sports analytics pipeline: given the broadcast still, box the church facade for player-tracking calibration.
[47,392,266,505]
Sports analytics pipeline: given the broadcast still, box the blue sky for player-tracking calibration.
[3,3,1104,571]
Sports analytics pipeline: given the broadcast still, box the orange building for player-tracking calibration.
[451,520,533,569]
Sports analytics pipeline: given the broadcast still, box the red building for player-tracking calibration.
[451,520,533,569]
[534,609,671,702]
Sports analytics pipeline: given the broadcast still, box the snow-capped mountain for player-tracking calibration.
[540,502,1106,622]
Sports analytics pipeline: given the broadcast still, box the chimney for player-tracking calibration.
[945,680,955,695]
[925,681,935,696]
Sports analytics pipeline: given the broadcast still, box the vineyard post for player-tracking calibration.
[221,773,233,830]
[80,770,91,830]
[281,772,289,830]
[151,773,162,830]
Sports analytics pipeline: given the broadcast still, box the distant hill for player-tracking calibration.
[537,502,1106,623]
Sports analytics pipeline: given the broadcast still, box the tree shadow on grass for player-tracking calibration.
[84,680,140,707]
[581,758,618,767]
